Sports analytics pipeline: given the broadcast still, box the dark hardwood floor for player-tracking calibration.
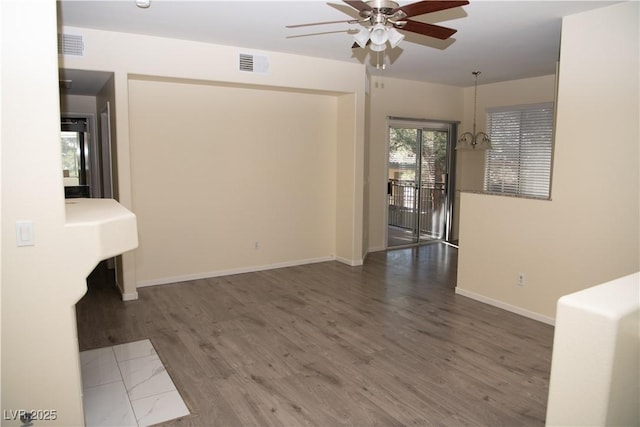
[77,243,554,426]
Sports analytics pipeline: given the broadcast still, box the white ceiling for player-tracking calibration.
[57,0,619,89]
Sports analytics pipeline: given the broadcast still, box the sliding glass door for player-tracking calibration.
[387,120,454,247]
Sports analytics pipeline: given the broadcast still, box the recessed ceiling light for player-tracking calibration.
[135,0,150,8]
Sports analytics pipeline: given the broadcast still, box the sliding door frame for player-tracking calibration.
[385,116,459,248]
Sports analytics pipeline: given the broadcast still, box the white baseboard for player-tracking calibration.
[136,256,336,288]
[455,287,555,325]
[335,256,364,267]
[115,279,138,301]
[122,292,139,301]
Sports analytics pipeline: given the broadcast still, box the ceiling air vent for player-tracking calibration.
[239,53,269,74]
[58,33,84,56]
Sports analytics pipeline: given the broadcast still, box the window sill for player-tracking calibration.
[458,190,551,202]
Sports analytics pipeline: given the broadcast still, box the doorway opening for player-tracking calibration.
[387,118,456,248]
[59,68,115,199]
[61,116,92,198]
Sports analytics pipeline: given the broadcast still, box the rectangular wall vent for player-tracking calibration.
[239,53,269,74]
[58,33,84,56]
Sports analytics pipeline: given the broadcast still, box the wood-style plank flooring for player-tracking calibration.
[77,243,554,426]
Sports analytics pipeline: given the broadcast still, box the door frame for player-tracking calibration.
[384,116,459,248]
[61,113,99,197]
[100,101,114,199]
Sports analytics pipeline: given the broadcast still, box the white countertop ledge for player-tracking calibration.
[65,198,138,261]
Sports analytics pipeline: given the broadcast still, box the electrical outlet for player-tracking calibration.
[518,273,525,286]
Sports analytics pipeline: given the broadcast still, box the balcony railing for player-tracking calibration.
[388,179,446,237]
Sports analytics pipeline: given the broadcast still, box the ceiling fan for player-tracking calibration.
[287,0,469,51]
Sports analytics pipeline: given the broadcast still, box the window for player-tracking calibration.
[484,103,554,198]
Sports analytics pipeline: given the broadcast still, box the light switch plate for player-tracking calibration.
[16,221,34,247]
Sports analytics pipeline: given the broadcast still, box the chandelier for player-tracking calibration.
[456,71,492,150]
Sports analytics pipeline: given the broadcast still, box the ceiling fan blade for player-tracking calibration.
[286,19,358,28]
[343,0,373,13]
[393,1,469,18]
[398,20,457,40]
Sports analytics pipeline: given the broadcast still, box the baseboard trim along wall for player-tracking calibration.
[335,256,364,267]
[455,287,555,326]
[367,245,386,253]
[122,292,139,302]
[136,255,346,289]
[117,278,139,301]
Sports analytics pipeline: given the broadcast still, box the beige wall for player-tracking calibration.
[336,93,365,264]
[129,77,338,284]
[60,94,97,116]
[60,27,366,295]
[96,74,117,198]
[456,1,639,322]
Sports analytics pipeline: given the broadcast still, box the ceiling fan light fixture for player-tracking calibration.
[288,0,468,65]
[353,28,370,49]
[397,11,408,20]
[369,23,389,45]
[387,27,404,48]
[370,42,386,52]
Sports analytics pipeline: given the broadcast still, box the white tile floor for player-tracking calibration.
[80,339,190,427]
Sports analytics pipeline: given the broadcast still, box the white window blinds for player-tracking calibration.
[484,102,554,198]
